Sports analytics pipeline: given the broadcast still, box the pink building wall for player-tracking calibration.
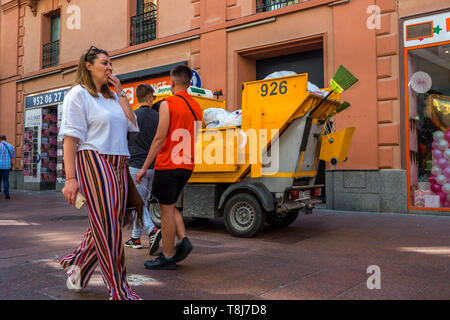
[2,0,448,174]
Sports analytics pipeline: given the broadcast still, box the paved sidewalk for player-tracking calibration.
[0,189,449,300]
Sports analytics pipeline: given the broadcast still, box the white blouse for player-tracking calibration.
[59,84,139,156]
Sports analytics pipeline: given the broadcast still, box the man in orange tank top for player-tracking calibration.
[136,65,202,270]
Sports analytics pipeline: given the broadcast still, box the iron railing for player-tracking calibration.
[42,40,60,69]
[256,0,301,13]
[130,6,157,46]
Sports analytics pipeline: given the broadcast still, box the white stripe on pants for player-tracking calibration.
[129,166,156,239]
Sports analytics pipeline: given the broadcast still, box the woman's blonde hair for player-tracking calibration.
[71,46,114,99]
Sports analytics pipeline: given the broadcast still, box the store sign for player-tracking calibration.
[121,75,171,109]
[25,88,69,109]
[404,12,450,47]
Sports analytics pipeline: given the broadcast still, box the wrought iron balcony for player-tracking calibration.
[130,7,157,46]
[42,40,60,69]
[256,0,301,13]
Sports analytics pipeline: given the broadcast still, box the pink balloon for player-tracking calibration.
[432,141,438,149]
[433,149,443,159]
[431,183,442,193]
[437,191,446,203]
[429,175,437,184]
[438,158,448,168]
[445,131,450,143]
[443,168,450,178]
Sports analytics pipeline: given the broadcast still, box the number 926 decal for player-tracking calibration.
[260,80,288,97]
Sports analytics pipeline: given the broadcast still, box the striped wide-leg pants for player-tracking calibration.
[59,150,141,300]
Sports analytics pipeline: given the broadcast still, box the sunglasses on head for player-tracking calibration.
[85,45,98,61]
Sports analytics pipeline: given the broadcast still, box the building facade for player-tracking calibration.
[0,0,449,214]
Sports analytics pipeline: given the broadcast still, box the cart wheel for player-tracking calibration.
[148,202,161,228]
[223,193,266,238]
[331,158,338,165]
[266,210,299,228]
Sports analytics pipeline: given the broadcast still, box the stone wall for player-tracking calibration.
[326,170,407,213]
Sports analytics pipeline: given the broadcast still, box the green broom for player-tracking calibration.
[324,101,351,122]
[310,65,358,117]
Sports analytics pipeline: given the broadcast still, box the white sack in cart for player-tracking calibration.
[203,108,242,128]
[204,108,230,128]
[223,109,242,127]
[264,71,328,97]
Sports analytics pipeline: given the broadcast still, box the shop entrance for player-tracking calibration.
[404,11,450,210]
[255,49,324,86]
[23,105,59,190]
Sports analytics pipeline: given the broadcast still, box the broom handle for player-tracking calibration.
[310,90,333,117]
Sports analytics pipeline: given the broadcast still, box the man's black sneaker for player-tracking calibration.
[5,194,10,199]
[124,238,143,249]
[174,237,193,263]
[144,252,176,270]
[148,228,162,255]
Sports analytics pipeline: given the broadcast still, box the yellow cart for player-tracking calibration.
[150,73,353,237]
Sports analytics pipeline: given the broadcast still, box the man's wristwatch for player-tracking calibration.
[118,89,127,98]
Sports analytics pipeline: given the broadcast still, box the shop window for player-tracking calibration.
[42,12,60,69]
[23,106,59,186]
[130,0,157,46]
[256,0,300,13]
[407,42,450,209]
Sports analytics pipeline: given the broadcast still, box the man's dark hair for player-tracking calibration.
[0,135,5,141]
[170,65,192,86]
[136,83,155,104]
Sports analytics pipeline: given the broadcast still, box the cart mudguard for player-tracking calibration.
[218,182,275,212]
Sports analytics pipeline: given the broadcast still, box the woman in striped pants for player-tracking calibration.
[59,46,141,300]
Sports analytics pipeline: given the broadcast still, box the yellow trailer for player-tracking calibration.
[149,73,354,237]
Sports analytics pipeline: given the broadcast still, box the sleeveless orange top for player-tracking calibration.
[155,91,203,171]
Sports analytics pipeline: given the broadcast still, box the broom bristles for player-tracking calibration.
[335,101,351,113]
[331,65,358,92]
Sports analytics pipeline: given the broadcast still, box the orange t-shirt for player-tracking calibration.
[155,91,203,171]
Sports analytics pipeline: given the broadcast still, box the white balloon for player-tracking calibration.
[442,183,450,194]
[431,166,442,176]
[444,149,450,160]
[437,174,447,185]
[434,131,444,141]
[438,139,449,151]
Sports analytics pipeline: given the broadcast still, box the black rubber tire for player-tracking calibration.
[148,202,161,228]
[266,210,299,227]
[223,193,266,238]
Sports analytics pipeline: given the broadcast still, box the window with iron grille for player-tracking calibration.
[42,14,60,68]
[256,0,301,13]
[130,0,157,46]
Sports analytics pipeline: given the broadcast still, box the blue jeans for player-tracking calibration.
[129,167,156,239]
[0,170,10,195]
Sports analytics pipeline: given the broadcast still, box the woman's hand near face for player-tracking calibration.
[108,73,122,94]
[110,74,137,127]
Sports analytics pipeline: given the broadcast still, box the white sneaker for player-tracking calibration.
[66,278,83,292]
[66,266,83,292]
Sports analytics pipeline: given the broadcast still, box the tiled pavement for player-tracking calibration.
[0,190,449,300]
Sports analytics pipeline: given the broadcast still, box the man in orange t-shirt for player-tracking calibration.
[136,65,202,270]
